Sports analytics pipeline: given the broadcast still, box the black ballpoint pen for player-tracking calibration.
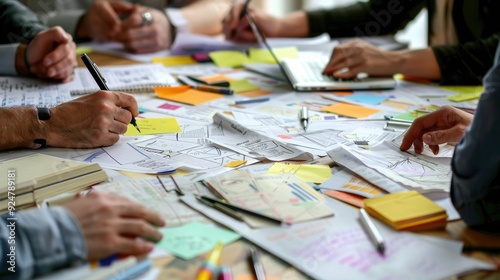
[80,53,141,133]
[230,0,251,38]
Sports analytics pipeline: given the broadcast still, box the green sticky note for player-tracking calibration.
[156,222,240,259]
[230,79,260,93]
[209,51,249,67]
[393,112,418,122]
[442,86,484,102]
[248,47,298,64]
[76,46,93,56]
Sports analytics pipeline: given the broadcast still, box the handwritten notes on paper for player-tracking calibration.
[321,103,381,119]
[206,171,333,225]
[124,118,182,136]
[267,163,331,183]
[156,222,240,259]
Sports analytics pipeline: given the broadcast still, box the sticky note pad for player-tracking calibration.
[209,51,249,67]
[443,86,484,102]
[155,87,222,105]
[230,79,260,93]
[124,117,181,136]
[156,222,240,259]
[238,90,272,98]
[346,93,387,105]
[200,74,234,83]
[321,103,380,119]
[154,85,190,94]
[248,47,298,64]
[267,163,331,183]
[224,160,247,167]
[152,56,197,66]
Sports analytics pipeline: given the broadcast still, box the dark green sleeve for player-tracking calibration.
[432,34,500,85]
[0,0,46,44]
[306,0,425,38]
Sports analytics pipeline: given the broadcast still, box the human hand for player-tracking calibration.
[400,105,473,155]
[222,2,281,42]
[114,6,173,53]
[323,40,401,79]
[64,191,165,261]
[78,0,135,41]
[19,27,76,82]
[44,91,138,148]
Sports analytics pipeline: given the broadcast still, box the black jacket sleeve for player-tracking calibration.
[0,0,46,44]
[306,0,425,38]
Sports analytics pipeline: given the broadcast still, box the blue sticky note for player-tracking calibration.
[346,93,387,105]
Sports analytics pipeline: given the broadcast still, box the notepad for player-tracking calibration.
[0,154,108,212]
[321,103,381,119]
[363,190,448,231]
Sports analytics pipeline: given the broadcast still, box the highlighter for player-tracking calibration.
[196,242,224,280]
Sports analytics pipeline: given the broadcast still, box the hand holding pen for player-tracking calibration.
[81,53,141,133]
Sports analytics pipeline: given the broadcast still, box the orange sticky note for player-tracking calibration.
[153,85,190,94]
[155,87,222,105]
[200,74,234,83]
[238,90,271,98]
[321,103,380,119]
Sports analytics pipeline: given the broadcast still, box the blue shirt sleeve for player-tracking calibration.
[0,207,87,279]
[451,42,500,233]
[0,44,18,75]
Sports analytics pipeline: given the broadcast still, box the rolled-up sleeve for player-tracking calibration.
[0,207,86,280]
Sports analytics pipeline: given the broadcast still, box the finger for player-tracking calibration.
[333,65,362,79]
[428,144,440,155]
[97,2,122,32]
[108,0,136,14]
[422,125,467,146]
[116,26,151,44]
[118,219,163,242]
[109,120,128,135]
[113,238,155,256]
[43,41,73,67]
[122,36,160,53]
[45,27,71,44]
[399,111,443,151]
[114,107,133,125]
[109,92,139,116]
[121,9,143,29]
[114,198,165,227]
[323,51,348,74]
[413,138,424,154]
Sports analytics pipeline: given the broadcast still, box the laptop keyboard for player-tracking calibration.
[293,61,360,83]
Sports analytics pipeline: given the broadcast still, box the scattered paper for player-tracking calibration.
[267,163,331,183]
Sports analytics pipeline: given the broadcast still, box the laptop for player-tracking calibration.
[245,12,396,92]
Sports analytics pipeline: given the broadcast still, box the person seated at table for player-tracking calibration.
[21,0,232,53]
[0,0,75,82]
[400,42,500,233]
[223,0,500,85]
[0,191,165,279]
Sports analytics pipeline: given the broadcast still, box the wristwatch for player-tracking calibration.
[37,107,51,120]
[33,107,50,149]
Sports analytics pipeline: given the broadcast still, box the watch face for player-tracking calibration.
[37,107,51,120]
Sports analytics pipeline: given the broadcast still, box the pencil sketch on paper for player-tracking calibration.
[338,142,452,192]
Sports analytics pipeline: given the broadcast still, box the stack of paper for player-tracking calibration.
[364,190,448,231]
[0,154,108,212]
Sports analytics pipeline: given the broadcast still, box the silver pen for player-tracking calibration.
[300,106,309,132]
[249,247,266,280]
[359,208,385,254]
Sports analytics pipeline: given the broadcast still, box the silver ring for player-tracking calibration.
[141,11,153,26]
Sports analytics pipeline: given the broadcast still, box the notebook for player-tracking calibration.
[363,190,448,231]
[245,12,396,91]
[0,154,108,212]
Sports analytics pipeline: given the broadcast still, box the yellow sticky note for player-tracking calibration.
[200,74,234,83]
[238,90,271,98]
[321,103,380,119]
[224,160,247,168]
[76,46,93,55]
[155,87,223,105]
[153,85,190,94]
[442,86,484,102]
[248,47,299,64]
[124,117,181,136]
[152,56,197,66]
[230,79,260,93]
[209,51,249,67]
[267,163,331,183]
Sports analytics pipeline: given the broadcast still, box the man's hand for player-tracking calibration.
[64,192,165,261]
[114,6,173,53]
[222,3,282,42]
[19,27,76,82]
[400,105,474,155]
[44,91,139,148]
[77,1,135,40]
[323,40,401,79]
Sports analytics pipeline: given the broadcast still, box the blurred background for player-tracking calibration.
[252,0,427,49]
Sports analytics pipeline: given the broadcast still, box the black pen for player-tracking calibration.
[80,53,141,133]
[230,0,251,38]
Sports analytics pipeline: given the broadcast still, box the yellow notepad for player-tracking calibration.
[364,190,447,231]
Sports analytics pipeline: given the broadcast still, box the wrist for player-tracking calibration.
[391,50,407,74]
[15,44,30,76]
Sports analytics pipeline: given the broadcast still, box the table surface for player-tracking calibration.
[80,51,500,279]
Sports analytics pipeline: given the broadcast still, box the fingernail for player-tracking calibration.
[48,68,56,77]
[423,134,432,143]
[45,59,53,66]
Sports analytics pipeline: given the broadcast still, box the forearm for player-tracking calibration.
[394,48,441,80]
[0,0,46,44]
[0,207,86,279]
[0,107,44,151]
[276,11,309,38]
[176,0,231,35]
